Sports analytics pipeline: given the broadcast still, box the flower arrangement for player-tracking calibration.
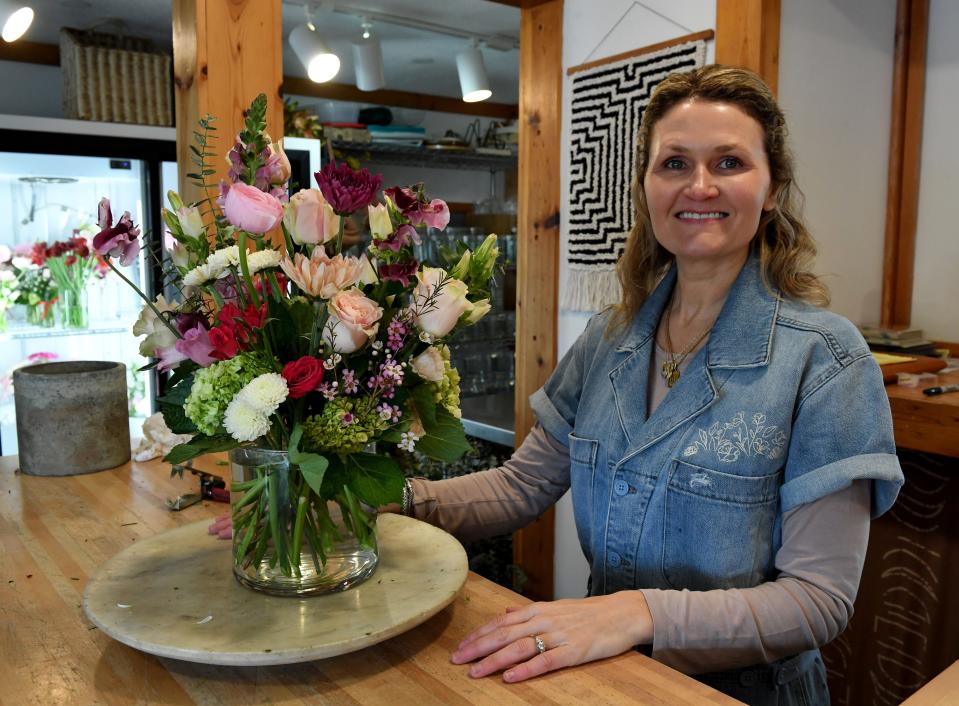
[0,246,19,332]
[9,243,58,327]
[33,230,109,328]
[95,94,498,582]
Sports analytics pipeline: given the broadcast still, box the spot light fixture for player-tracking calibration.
[456,41,492,103]
[352,19,384,92]
[0,1,34,43]
[289,6,340,85]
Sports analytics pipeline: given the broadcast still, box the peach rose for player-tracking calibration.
[411,267,473,338]
[283,188,340,245]
[411,346,445,382]
[324,288,383,353]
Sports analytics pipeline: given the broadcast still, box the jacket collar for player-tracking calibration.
[615,254,780,369]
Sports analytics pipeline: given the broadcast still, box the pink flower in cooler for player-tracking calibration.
[222,182,284,233]
[283,188,340,245]
[411,266,473,338]
[315,162,382,216]
[324,288,383,353]
[93,197,141,266]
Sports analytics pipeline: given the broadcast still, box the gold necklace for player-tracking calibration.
[660,304,714,388]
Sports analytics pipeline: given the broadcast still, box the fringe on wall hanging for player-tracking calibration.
[563,32,709,312]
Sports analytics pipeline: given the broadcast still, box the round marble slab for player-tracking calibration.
[83,514,468,666]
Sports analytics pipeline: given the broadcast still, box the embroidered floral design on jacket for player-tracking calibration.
[682,412,787,463]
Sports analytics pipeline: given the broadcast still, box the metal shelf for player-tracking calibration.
[0,322,130,341]
[330,140,517,172]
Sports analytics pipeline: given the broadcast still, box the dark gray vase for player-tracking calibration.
[13,361,131,475]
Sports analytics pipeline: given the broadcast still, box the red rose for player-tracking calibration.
[208,326,239,360]
[281,356,323,399]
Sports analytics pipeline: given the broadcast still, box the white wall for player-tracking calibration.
[0,61,62,118]
[912,0,959,341]
[555,0,716,599]
[778,0,896,327]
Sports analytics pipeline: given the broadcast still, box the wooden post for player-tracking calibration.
[715,0,781,94]
[512,0,563,601]
[172,0,283,207]
[881,0,928,328]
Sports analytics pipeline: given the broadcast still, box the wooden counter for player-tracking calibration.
[886,369,959,457]
[902,660,959,706]
[0,454,739,705]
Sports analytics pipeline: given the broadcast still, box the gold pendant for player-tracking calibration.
[661,360,681,388]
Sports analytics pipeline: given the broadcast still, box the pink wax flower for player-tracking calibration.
[315,162,382,216]
[222,182,284,233]
[93,197,141,266]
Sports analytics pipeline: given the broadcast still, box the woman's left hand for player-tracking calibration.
[451,591,654,683]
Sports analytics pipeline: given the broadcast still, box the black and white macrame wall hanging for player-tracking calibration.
[564,34,708,312]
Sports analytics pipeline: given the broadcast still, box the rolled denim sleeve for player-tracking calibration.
[782,352,903,518]
[529,315,600,447]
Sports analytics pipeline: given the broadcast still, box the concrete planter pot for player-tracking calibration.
[13,361,131,476]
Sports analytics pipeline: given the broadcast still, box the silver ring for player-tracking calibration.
[534,635,547,655]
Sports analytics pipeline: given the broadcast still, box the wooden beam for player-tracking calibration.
[715,0,781,95]
[512,0,562,602]
[281,77,518,121]
[881,0,929,328]
[0,39,59,65]
[172,0,284,207]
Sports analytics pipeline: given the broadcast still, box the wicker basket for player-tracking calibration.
[60,28,172,126]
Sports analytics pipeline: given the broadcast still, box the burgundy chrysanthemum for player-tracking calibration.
[314,162,382,216]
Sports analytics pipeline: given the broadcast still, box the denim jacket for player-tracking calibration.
[531,257,903,597]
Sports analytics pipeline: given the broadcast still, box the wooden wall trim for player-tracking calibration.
[881,0,929,329]
[715,0,781,95]
[512,0,562,601]
[281,77,518,121]
[0,39,517,123]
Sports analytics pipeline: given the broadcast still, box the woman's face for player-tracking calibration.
[643,99,775,270]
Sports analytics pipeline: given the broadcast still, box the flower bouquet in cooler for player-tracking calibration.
[95,94,498,592]
[39,231,109,328]
[9,243,59,327]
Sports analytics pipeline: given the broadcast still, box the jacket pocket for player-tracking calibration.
[568,433,599,562]
[662,459,782,591]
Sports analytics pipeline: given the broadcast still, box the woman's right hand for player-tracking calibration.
[208,513,232,539]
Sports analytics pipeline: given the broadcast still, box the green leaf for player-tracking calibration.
[157,372,198,434]
[409,384,437,427]
[163,434,237,464]
[344,453,405,507]
[288,424,329,496]
[414,407,471,462]
[321,456,349,499]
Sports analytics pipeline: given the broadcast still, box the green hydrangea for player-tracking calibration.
[302,397,388,455]
[433,345,461,419]
[184,353,265,436]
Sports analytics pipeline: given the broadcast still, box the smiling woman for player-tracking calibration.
[402,65,904,706]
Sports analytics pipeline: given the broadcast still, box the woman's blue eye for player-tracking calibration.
[718,157,742,169]
[664,158,685,169]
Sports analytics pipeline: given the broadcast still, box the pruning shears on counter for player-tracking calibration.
[165,460,230,510]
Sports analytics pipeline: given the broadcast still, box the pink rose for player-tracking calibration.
[223,182,284,233]
[283,188,340,245]
[324,288,383,353]
[411,267,472,338]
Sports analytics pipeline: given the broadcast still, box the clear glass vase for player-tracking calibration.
[228,447,379,596]
[26,300,57,328]
[57,288,88,329]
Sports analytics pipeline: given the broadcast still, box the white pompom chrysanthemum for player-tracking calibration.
[237,373,289,416]
[206,245,240,271]
[246,249,282,274]
[223,399,270,442]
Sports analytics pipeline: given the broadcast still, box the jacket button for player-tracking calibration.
[614,479,629,496]
[608,551,621,567]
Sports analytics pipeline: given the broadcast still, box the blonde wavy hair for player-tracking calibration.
[609,65,829,333]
